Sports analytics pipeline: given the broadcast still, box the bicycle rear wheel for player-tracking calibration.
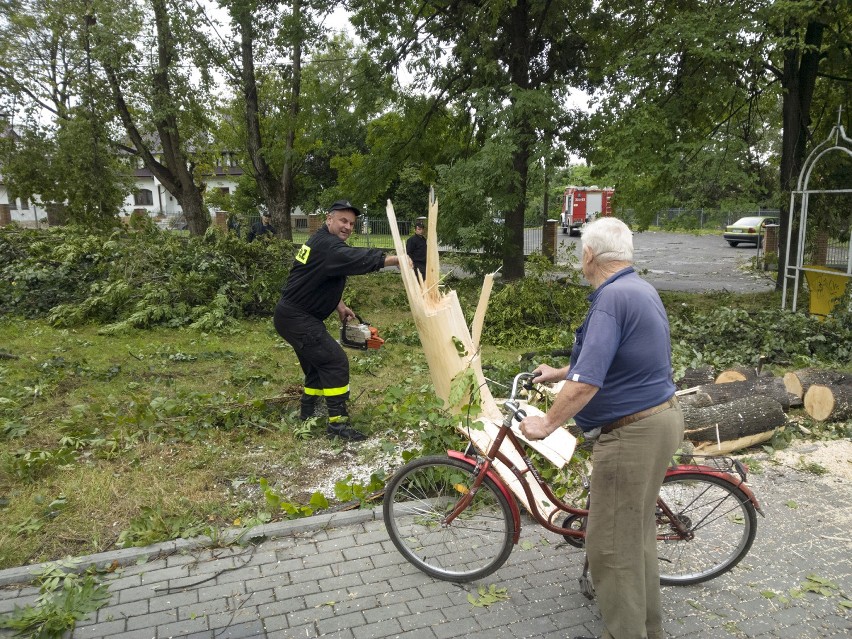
[383,455,516,582]
[657,473,757,586]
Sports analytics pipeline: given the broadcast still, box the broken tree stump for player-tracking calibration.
[803,383,852,422]
[681,396,786,455]
[386,191,576,520]
[783,369,852,400]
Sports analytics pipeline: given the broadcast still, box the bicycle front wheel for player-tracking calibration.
[657,473,757,586]
[383,455,516,582]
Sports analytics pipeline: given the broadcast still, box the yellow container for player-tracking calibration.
[803,265,850,318]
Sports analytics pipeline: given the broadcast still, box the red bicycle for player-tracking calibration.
[383,372,763,592]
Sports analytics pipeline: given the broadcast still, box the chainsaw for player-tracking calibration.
[341,314,385,350]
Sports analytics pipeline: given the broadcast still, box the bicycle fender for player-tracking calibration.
[665,466,764,516]
[447,450,523,542]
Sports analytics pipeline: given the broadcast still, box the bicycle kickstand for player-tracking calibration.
[579,555,595,600]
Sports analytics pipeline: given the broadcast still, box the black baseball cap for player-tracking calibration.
[328,200,362,216]
[415,221,425,228]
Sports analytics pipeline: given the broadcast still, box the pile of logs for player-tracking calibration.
[677,365,852,455]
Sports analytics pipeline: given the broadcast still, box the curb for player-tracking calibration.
[0,507,380,588]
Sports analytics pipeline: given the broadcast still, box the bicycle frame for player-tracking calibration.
[445,373,764,546]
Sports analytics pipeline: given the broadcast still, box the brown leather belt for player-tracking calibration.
[599,396,678,435]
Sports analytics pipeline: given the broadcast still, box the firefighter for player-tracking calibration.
[273,200,404,441]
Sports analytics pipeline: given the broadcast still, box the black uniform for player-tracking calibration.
[405,232,427,280]
[274,224,386,427]
[247,220,275,242]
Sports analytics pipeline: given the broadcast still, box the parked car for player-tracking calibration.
[723,216,778,247]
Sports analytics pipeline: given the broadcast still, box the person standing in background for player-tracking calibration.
[405,221,427,280]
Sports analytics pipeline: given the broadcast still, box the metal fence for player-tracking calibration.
[653,209,781,230]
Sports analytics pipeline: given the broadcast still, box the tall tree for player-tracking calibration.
[92,0,214,235]
[351,0,589,279]
[209,2,390,233]
[589,0,850,288]
[0,0,130,223]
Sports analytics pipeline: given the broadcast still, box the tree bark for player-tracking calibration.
[235,2,288,238]
[682,396,786,449]
[676,365,716,389]
[775,16,826,291]
[803,383,852,422]
[783,369,852,399]
[678,378,801,411]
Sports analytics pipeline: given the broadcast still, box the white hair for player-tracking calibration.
[581,217,633,263]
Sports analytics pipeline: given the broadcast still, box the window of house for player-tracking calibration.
[134,189,153,206]
[8,193,17,210]
[19,197,29,210]
[218,187,229,195]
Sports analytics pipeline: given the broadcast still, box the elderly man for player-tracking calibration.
[520,217,684,639]
[273,200,403,441]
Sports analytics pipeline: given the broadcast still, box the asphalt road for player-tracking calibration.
[554,231,778,294]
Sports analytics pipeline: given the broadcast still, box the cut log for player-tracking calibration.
[783,369,852,400]
[679,378,801,411]
[803,383,852,422]
[714,366,757,384]
[682,396,786,454]
[693,431,775,456]
[676,391,714,408]
[677,366,715,389]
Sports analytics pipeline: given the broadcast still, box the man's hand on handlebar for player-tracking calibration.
[529,363,568,384]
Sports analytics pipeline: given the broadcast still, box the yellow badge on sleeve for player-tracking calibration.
[295,245,311,264]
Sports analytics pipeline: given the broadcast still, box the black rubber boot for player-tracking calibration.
[300,393,319,421]
[326,398,366,441]
[326,418,367,441]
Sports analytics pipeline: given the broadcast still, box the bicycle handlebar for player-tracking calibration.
[503,372,541,422]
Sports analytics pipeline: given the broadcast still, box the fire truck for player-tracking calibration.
[560,186,614,235]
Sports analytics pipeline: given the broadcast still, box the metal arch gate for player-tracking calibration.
[781,115,852,316]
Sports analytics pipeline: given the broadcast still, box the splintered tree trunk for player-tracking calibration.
[783,369,852,400]
[715,366,758,383]
[677,378,801,411]
[682,396,786,455]
[803,384,852,422]
[386,191,576,518]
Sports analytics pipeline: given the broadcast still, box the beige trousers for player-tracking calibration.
[586,403,685,639]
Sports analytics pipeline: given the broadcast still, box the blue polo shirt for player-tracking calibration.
[567,267,676,432]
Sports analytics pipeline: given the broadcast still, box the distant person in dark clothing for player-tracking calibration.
[247,212,275,242]
[405,221,427,280]
[227,213,241,238]
[273,200,408,441]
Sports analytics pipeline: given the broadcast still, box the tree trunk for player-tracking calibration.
[682,396,786,453]
[803,383,852,422]
[676,365,716,389]
[783,369,852,399]
[775,17,826,291]
[678,378,801,411]
[277,0,301,242]
[235,2,287,237]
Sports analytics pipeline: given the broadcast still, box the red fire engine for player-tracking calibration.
[560,186,614,235]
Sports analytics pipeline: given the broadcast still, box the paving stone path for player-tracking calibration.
[0,453,850,639]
